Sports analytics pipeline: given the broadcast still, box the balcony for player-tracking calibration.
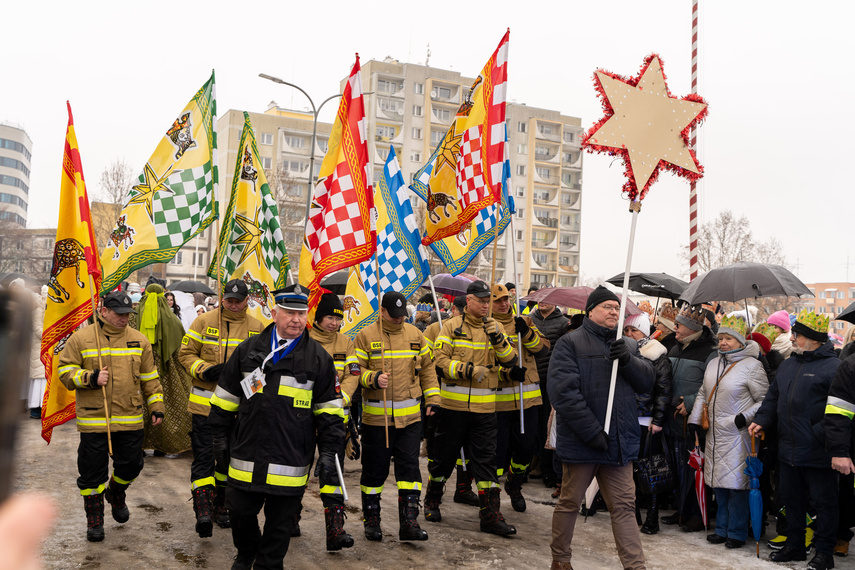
[536,216,558,228]
[561,191,581,208]
[535,125,560,143]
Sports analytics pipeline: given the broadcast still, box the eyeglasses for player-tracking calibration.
[600,304,621,313]
[791,331,799,339]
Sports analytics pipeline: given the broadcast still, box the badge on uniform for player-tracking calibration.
[240,368,266,400]
[206,326,219,336]
[371,341,383,350]
[410,342,420,351]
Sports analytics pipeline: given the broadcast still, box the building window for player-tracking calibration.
[377,79,398,93]
[516,207,524,219]
[0,156,30,177]
[378,147,389,161]
[539,124,553,135]
[563,152,574,163]
[260,133,274,145]
[0,174,29,194]
[518,122,527,133]
[819,291,827,299]
[284,160,308,173]
[430,130,445,145]
[376,125,396,141]
[433,108,451,122]
[516,186,525,197]
[414,83,424,95]
[413,105,423,117]
[193,252,205,267]
[516,230,523,240]
[169,252,183,265]
[564,132,575,143]
[317,139,329,153]
[411,152,421,162]
[516,165,526,176]
[412,128,422,140]
[563,173,573,185]
[437,87,452,99]
[261,156,272,170]
[838,291,846,299]
[283,135,303,148]
[0,138,31,161]
[517,144,527,154]
[850,289,855,298]
[536,167,550,180]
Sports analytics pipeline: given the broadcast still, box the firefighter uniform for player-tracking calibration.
[59,291,164,542]
[208,284,345,569]
[177,280,263,537]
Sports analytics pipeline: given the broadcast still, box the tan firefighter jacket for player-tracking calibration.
[423,320,442,357]
[492,311,549,411]
[310,326,359,420]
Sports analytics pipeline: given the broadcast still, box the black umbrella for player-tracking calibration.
[679,262,811,305]
[606,272,688,300]
[320,270,349,295]
[167,280,215,295]
[837,301,855,326]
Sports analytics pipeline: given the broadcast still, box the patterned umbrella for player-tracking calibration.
[688,433,707,529]
[745,435,764,558]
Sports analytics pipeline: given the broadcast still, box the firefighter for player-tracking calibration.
[59,291,165,542]
[342,291,440,543]
[178,279,264,538]
[490,283,549,512]
[424,280,519,536]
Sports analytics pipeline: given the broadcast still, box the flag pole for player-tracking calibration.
[603,200,641,435]
[427,275,442,328]
[488,218,500,318]
[216,212,224,364]
[88,279,112,457]
[509,213,524,434]
[375,256,389,448]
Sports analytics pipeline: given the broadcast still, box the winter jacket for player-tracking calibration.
[423,320,442,356]
[763,349,786,385]
[840,341,855,361]
[667,327,717,433]
[658,331,678,354]
[208,325,345,496]
[493,311,549,411]
[752,342,838,469]
[29,295,45,379]
[529,307,569,390]
[688,341,768,489]
[309,327,358,387]
[345,320,439,428]
[636,339,673,427]
[433,311,517,413]
[178,307,264,416]
[547,317,655,466]
[59,319,164,432]
[824,353,855,458]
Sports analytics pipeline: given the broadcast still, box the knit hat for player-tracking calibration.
[792,309,830,343]
[504,282,517,292]
[675,305,705,332]
[584,285,620,313]
[452,295,466,312]
[719,314,748,346]
[315,293,344,322]
[624,313,651,337]
[657,304,678,331]
[767,310,792,332]
[747,322,782,354]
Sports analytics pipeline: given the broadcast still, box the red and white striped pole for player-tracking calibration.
[688,0,700,281]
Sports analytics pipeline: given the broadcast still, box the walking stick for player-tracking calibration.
[375,256,389,448]
[89,281,112,457]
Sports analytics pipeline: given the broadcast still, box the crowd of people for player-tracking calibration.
[23,274,855,570]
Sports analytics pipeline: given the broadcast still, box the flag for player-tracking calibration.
[207,112,289,324]
[40,102,103,443]
[415,30,509,246]
[100,72,218,291]
[341,147,430,338]
[298,55,375,314]
[412,127,514,275]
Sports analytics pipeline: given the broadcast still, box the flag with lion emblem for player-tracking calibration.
[100,72,219,291]
[206,112,289,324]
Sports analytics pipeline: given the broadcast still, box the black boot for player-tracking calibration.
[398,491,429,541]
[479,488,516,536]
[504,472,527,513]
[424,480,444,522]
[362,493,382,541]
[325,504,354,551]
[83,493,105,542]
[104,476,130,523]
[192,486,214,538]
[213,485,230,528]
[291,511,302,537]
[807,551,835,570]
[453,465,479,506]
[641,494,660,535]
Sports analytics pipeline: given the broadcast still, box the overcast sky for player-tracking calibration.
[3,0,852,284]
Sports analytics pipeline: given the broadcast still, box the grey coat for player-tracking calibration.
[688,341,768,490]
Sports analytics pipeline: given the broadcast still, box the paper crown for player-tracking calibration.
[658,304,679,325]
[676,305,706,330]
[751,322,782,346]
[415,303,432,313]
[637,300,654,316]
[719,314,748,339]
[796,309,829,334]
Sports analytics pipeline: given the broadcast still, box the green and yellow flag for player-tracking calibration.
[207,112,289,324]
[101,72,218,291]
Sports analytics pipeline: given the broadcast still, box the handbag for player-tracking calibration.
[634,432,675,496]
[700,362,738,430]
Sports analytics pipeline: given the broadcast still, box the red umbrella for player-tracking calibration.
[688,432,708,529]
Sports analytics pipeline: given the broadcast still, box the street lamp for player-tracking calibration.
[259,73,342,219]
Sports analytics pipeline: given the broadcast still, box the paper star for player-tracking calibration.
[128,162,177,221]
[583,55,708,201]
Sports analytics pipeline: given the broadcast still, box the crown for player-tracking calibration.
[720,314,748,338]
[796,309,829,334]
[415,303,432,313]
[637,300,654,316]
[658,304,678,322]
[751,322,782,345]
[677,305,706,327]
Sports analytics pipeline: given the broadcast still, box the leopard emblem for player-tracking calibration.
[343,296,361,323]
[426,190,457,224]
[46,238,87,303]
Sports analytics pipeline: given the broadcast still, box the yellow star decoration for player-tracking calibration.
[233,208,264,266]
[433,122,463,174]
[128,162,176,221]
[588,57,707,193]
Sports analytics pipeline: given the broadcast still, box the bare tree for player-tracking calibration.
[266,166,309,270]
[684,210,789,273]
[97,159,135,206]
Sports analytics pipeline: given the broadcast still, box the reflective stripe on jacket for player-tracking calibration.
[493,311,549,411]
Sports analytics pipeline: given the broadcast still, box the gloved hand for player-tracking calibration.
[586,431,609,451]
[314,449,338,487]
[212,433,229,471]
[345,420,360,460]
[483,319,505,346]
[514,316,531,337]
[609,338,631,367]
[88,369,101,388]
[463,362,490,383]
[152,411,164,420]
[507,365,527,383]
[734,413,747,429]
[202,363,225,383]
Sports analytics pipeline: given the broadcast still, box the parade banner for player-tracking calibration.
[207,112,289,324]
[341,147,429,339]
[100,72,219,291]
[41,102,102,443]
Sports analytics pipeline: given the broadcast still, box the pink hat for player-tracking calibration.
[624,313,651,337]
[767,310,791,332]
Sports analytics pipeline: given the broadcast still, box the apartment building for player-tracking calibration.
[793,282,855,333]
[0,122,31,228]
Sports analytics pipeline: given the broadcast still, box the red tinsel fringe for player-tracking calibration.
[581,54,709,202]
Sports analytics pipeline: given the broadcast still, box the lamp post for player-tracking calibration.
[259,74,342,218]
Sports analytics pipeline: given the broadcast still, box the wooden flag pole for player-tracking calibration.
[216,217,224,364]
[427,275,442,328]
[88,278,112,457]
[375,255,389,448]
[603,201,641,435]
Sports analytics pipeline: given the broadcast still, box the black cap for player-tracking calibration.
[381,291,408,318]
[315,293,344,322]
[466,280,491,298]
[273,284,309,311]
[584,285,621,313]
[504,282,517,291]
[103,291,134,314]
[453,295,467,312]
[222,279,248,301]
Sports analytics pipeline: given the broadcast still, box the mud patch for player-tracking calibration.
[138,503,164,514]
[157,521,172,532]
[172,547,208,568]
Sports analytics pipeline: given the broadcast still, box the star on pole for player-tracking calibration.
[583,55,708,200]
[233,208,264,266]
[128,162,177,221]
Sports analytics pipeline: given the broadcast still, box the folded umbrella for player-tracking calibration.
[688,432,707,530]
[745,435,764,558]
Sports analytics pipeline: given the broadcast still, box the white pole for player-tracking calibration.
[603,201,641,435]
[427,274,443,328]
[509,213,524,434]
[334,452,348,502]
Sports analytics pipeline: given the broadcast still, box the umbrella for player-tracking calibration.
[606,272,688,300]
[423,273,476,296]
[837,301,855,325]
[320,270,349,295]
[688,432,707,530]
[167,280,215,295]
[745,435,764,558]
[679,262,811,305]
[521,286,643,316]
[0,272,40,288]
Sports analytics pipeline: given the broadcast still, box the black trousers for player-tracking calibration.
[779,462,839,555]
[361,422,422,493]
[227,486,303,570]
[190,413,227,488]
[77,430,144,493]
[496,406,539,477]
[428,409,498,487]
